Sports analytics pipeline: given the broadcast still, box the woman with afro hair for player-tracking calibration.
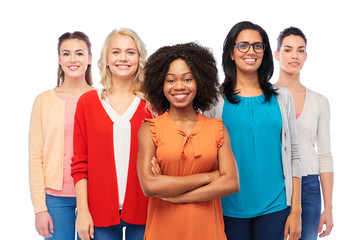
[137,42,239,240]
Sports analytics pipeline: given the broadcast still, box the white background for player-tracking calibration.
[0,0,360,239]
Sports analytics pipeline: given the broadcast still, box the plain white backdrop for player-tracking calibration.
[0,0,360,239]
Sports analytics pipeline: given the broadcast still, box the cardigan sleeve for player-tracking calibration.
[71,96,89,185]
[29,94,47,214]
[286,90,301,178]
[317,97,334,173]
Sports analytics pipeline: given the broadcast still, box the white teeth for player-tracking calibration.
[174,94,187,99]
[245,59,256,62]
[117,65,128,69]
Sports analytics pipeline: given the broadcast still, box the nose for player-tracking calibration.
[246,45,256,54]
[292,50,299,59]
[120,52,127,61]
[175,80,186,90]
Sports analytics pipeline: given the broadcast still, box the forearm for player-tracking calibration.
[75,179,89,212]
[142,171,217,198]
[163,173,239,203]
[320,172,333,210]
[290,177,301,214]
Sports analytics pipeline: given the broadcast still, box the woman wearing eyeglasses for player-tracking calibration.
[275,27,334,240]
[205,21,302,240]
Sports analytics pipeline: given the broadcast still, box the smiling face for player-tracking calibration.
[275,35,307,75]
[231,29,264,75]
[107,34,139,81]
[58,39,92,80]
[163,59,197,111]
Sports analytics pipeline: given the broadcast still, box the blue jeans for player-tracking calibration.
[45,194,80,240]
[223,207,290,240]
[300,175,321,240]
[93,216,145,240]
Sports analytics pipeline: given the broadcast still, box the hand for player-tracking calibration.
[318,209,333,237]
[35,211,53,238]
[151,156,162,176]
[284,211,301,240]
[76,210,94,240]
[208,170,220,182]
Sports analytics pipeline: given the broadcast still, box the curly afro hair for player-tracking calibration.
[142,42,219,114]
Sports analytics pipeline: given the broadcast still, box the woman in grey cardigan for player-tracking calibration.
[206,21,302,240]
[274,27,334,239]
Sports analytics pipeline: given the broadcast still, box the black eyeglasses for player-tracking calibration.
[234,41,266,53]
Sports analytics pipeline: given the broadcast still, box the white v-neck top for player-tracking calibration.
[98,90,141,208]
[296,88,333,176]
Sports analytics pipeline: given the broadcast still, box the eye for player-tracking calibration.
[127,51,136,55]
[76,52,84,56]
[299,49,305,53]
[283,49,291,53]
[254,43,264,50]
[165,79,175,84]
[237,42,248,49]
[63,53,70,56]
[112,50,120,55]
[184,78,193,83]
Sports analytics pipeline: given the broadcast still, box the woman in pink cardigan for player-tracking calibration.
[29,31,93,239]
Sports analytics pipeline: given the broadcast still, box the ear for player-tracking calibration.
[88,54,93,65]
[274,51,279,61]
[230,51,235,61]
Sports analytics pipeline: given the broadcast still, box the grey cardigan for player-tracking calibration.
[204,85,301,206]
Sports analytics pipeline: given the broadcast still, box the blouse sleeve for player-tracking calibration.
[143,118,158,147]
[216,118,224,150]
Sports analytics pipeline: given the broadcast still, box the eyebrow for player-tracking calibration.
[61,49,85,52]
[110,47,137,51]
[283,45,306,49]
[166,72,193,76]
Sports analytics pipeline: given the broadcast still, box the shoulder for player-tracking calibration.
[204,94,225,119]
[307,88,329,106]
[78,89,98,103]
[273,85,291,97]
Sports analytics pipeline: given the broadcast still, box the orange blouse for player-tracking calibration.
[144,112,226,240]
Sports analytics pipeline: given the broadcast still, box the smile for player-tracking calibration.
[172,93,189,100]
[68,65,79,71]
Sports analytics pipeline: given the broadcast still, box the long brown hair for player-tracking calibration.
[57,31,93,87]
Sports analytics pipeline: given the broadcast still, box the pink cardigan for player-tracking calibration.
[29,90,67,214]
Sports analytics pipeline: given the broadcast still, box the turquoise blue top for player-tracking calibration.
[221,94,287,218]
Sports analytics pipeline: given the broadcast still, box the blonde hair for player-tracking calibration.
[98,28,147,99]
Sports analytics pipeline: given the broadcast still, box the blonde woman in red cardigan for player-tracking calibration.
[71,28,151,240]
[29,31,93,239]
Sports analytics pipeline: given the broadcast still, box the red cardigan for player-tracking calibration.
[71,90,151,227]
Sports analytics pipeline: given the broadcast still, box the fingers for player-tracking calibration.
[49,217,54,235]
[90,225,95,239]
[151,156,161,175]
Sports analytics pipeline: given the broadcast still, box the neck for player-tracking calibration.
[168,106,198,121]
[236,71,260,89]
[110,77,135,96]
[275,69,303,91]
[59,76,91,93]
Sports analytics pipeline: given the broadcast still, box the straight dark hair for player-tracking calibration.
[221,21,276,103]
[57,31,93,87]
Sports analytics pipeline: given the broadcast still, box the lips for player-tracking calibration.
[289,62,300,67]
[116,64,130,69]
[68,65,79,71]
[244,58,256,64]
[172,93,189,100]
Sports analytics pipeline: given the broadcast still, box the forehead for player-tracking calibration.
[109,34,137,49]
[167,59,192,73]
[60,39,88,51]
[235,29,262,43]
[282,35,306,47]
